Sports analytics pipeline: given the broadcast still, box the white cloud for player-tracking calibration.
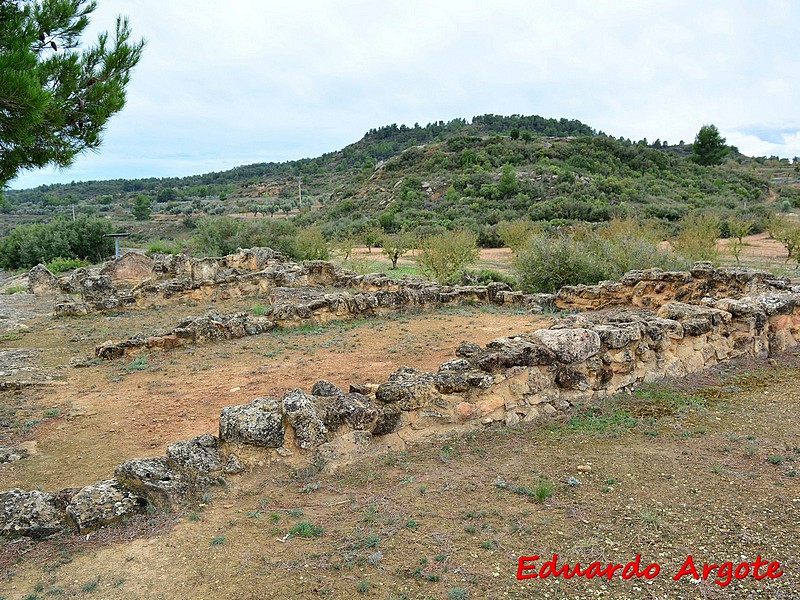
[9,0,800,188]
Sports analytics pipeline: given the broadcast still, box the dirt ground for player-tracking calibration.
[0,240,799,599]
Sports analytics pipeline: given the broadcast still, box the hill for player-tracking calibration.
[2,113,800,247]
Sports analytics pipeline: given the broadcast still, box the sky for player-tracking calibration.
[8,0,800,189]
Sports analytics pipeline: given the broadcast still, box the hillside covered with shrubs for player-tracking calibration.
[2,113,800,293]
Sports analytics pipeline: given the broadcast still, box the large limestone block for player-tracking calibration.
[282,389,328,449]
[113,456,192,511]
[532,328,601,364]
[219,397,285,447]
[65,479,145,532]
[0,489,63,539]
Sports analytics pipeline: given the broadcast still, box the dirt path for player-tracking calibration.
[1,353,798,599]
[0,304,543,491]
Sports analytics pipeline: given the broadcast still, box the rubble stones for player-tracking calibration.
[219,397,285,448]
[65,479,145,532]
[282,389,328,449]
[27,264,60,295]
[166,433,224,483]
[333,393,379,431]
[113,456,192,511]
[0,489,63,539]
[311,379,342,397]
[376,367,439,410]
[99,252,154,283]
[532,328,601,364]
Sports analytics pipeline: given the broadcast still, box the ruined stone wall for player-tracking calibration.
[34,248,792,320]
[5,283,800,539]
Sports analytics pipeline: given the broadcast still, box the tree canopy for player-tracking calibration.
[690,124,729,166]
[0,0,145,186]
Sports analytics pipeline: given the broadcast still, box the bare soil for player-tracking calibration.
[0,243,799,599]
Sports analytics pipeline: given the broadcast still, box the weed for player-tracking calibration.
[111,578,125,588]
[434,553,447,562]
[381,449,411,468]
[246,510,262,518]
[187,512,200,521]
[269,512,281,522]
[210,535,226,546]
[300,480,321,494]
[124,356,149,372]
[405,518,418,530]
[439,444,457,461]
[448,588,469,600]
[288,507,304,517]
[4,285,26,295]
[288,521,324,538]
[46,257,87,274]
[251,304,267,316]
[745,444,758,456]
[356,580,370,594]
[80,577,99,592]
[767,455,784,465]
[710,465,723,474]
[557,405,637,435]
[349,531,380,549]
[638,508,661,527]
[534,479,554,502]
[361,502,377,523]
[43,407,59,418]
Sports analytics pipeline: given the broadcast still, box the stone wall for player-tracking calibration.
[45,249,791,360]
[35,248,792,320]
[4,281,800,539]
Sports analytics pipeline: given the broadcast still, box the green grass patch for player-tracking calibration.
[288,520,323,538]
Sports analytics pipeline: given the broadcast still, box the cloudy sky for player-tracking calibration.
[9,0,800,189]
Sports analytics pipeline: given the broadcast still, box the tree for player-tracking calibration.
[726,215,753,266]
[295,226,329,261]
[497,219,536,254]
[381,232,413,269]
[0,1,145,188]
[417,230,479,283]
[498,163,519,197]
[360,224,383,253]
[131,193,151,220]
[689,124,729,166]
[672,213,721,262]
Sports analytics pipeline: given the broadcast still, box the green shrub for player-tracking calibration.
[514,232,606,293]
[0,217,114,269]
[295,226,329,260]
[45,256,88,274]
[192,217,298,258]
[672,212,721,263]
[497,219,538,253]
[514,227,685,293]
[460,268,517,288]
[417,229,479,283]
[145,239,184,256]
